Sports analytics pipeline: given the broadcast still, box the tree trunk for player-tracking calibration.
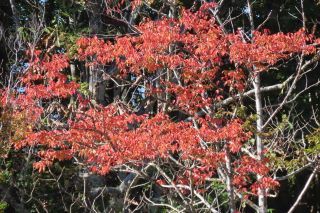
[225,148,236,213]
[9,0,19,27]
[86,0,107,105]
[253,73,267,213]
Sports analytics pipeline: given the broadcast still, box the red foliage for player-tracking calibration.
[5,3,319,197]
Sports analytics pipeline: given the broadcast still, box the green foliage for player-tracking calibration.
[0,201,8,213]
[267,208,276,213]
[267,148,308,174]
[0,170,11,184]
[306,128,320,154]
[79,82,90,96]
[243,113,258,133]
[209,180,228,209]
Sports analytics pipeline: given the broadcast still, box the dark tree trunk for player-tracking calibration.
[85,0,108,105]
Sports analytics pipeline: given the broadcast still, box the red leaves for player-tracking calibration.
[6,3,319,199]
[199,118,251,153]
[229,29,316,70]
[232,156,279,195]
[17,103,252,176]
[20,53,79,100]
[33,160,52,173]
[223,68,246,92]
[250,177,279,194]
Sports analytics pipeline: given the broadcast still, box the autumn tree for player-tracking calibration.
[1,0,320,212]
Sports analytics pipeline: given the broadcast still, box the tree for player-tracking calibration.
[1,1,318,212]
[1,0,320,212]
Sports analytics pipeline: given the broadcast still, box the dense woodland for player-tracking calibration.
[1,0,320,212]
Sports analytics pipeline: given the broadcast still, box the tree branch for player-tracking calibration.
[275,163,313,181]
[287,166,318,213]
[217,75,294,107]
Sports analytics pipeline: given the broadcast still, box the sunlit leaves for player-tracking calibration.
[5,2,320,199]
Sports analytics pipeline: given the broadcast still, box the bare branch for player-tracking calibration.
[275,163,313,181]
[287,166,318,213]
